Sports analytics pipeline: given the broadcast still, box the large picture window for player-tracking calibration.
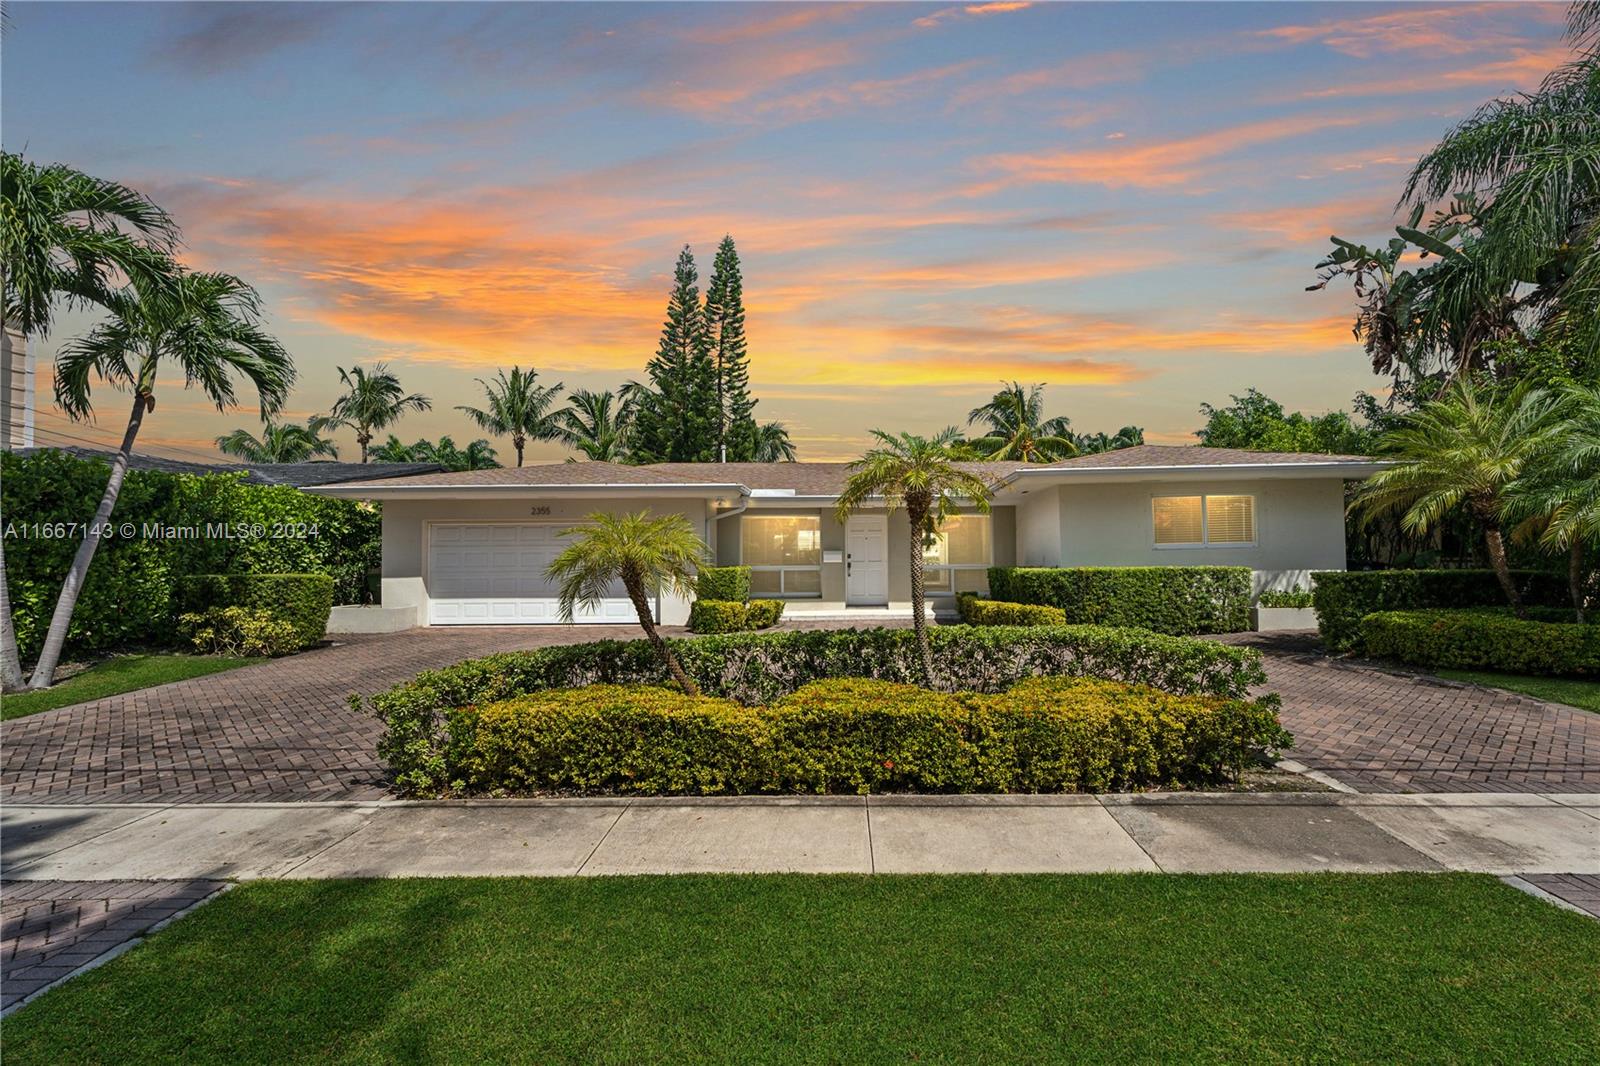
[923,514,992,594]
[742,515,823,597]
[1152,495,1255,547]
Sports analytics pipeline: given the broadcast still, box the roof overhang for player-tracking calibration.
[307,482,749,501]
[999,460,1389,490]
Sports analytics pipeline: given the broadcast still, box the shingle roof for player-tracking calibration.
[646,461,1025,496]
[1030,444,1376,470]
[342,461,709,489]
[16,446,443,487]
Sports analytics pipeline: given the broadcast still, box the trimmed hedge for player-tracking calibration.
[175,574,334,650]
[364,625,1274,793]
[179,606,301,658]
[440,676,1291,796]
[1311,569,1571,652]
[687,598,786,634]
[696,566,751,602]
[1359,609,1599,676]
[1257,587,1313,608]
[956,594,1066,627]
[987,566,1252,635]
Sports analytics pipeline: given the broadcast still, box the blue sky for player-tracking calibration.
[2,1,1577,461]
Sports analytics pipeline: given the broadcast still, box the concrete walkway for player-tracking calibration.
[5,793,1596,880]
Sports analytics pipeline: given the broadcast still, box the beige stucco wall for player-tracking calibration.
[1016,490,1063,566]
[1053,477,1348,592]
[381,495,714,626]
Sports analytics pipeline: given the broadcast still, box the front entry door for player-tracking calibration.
[846,515,889,605]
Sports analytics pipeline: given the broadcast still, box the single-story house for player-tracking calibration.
[310,445,1384,628]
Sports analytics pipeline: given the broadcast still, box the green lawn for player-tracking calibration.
[1,654,258,720]
[5,875,1596,1064]
[1437,668,1600,713]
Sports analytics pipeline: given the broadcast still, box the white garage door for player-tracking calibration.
[426,523,647,625]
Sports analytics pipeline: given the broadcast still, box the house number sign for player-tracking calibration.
[530,505,552,516]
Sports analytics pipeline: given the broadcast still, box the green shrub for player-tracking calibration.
[687,598,786,633]
[432,676,1290,797]
[364,625,1274,793]
[956,594,1067,626]
[1257,587,1313,608]
[1359,609,1599,676]
[178,606,300,658]
[1,450,379,660]
[696,566,751,603]
[175,574,334,650]
[987,567,1252,634]
[1311,570,1571,652]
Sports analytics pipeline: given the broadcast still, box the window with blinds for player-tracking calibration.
[1152,495,1255,546]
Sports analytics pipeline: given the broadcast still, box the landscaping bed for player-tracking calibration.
[1360,608,1598,676]
[5,874,1596,1065]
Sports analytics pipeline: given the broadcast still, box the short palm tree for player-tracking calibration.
[1353,380,1569,616]
[1,153,180,689]
[455,366,565,467]
[546,511,707,694]
[1074,425,1145,454]
[216,416,338,463]
[555,388,635,462]
[29,270,294,689]
[1505,384,1599,621]
[835,428,994,683]
[966,382,1077,463]
[327,363,430,462]
[753,421,796,462]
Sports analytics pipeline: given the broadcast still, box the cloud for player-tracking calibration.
[745,61,983,121]
[915,2,1034,30]
[1210,194,1398,245]
[149,2,348,75]
[1299,45,1575,99]
[950,50,1144,105]
[1254,3,1564,59]
[968,114,1364,192]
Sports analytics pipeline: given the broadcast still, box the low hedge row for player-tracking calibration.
[1311,569,1570,652]
[1359,609,1599,676]
[956,594,1066,626]
[695,566,751,602]
[987,567,1252,635]
[365,625,1274,793]
[687,599,785,633]
[442,677,1291,796]
[175,573,334,650]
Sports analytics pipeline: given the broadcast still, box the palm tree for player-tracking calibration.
[965,382,1077,463]
[835,428,994,683]
[546,511,706,694]
[752,421,796,462]
[1505,383,1599,621]
[555,388,635,462]
[1353,380,1568,617]
[370,435,499,470]
[1,153,180,689]
[455,366,565,466]
[1074,426,1145,454]
[327,363,430,462]
[28,270,294,689]
[215,416,338,463]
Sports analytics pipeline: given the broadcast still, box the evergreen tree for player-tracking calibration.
[705,235,759,461]
[632,246,718,462]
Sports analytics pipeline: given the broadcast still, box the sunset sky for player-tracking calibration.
[2,1,1578,463]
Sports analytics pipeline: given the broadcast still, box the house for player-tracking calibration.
[309,445,1384,628]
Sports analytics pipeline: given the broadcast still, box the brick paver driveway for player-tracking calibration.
[4,626,1598,803]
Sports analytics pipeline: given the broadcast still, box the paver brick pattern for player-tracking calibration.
[1521,874,1600,918]
[2,625,1597,803]
[1,879,224,1010]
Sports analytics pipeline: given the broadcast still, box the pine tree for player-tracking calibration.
[705,235,759,461]
[633,246,719,462]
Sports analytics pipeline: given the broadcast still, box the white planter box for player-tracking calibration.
[327,605,419,635]
[1251,606,1318,632]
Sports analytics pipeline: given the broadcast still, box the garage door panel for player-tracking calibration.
[427,523,646,625]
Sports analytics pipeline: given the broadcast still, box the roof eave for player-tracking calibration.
[999,460,1391,488]
[306,481,751,499]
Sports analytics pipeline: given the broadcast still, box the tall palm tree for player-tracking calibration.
[369,435,500,471]
[546,511,706,694]
[1074,425,1145,454]
[215,416,338,463]
[1,153,180,689]
[28,270,294,688]
[1353,380,1569,617]
[455,366,565,467]
[327,363,430,462]
[965,381,1077,463]
[835,428,994,683]
[752,421,796,462]
[1505,383,1599,621]
[555,388,635,462]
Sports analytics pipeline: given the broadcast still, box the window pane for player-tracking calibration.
[784,569,821,595]
[954,569,989,594]
[750,570,782,595]
[742,517,822,566]
[924,568,953,593]
[1206,495,1255,543]
[1153,496,1203,545]
[925,515,991,567]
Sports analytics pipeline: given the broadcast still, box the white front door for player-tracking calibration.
[845,515,889,605]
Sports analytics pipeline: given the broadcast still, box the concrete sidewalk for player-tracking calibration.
[4,793,1597,880]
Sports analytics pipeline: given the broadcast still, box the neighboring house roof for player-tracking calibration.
[14,446,442,487]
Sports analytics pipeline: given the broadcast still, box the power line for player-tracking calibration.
[29,408,231,466]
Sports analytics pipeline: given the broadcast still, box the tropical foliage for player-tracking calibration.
[455,366,565,467]
[327,362,431,463]
[964,381,1077,462]
[555,388,636,462]
[370,435,499,471]
[1196,389,1375,455]
[216,417,338,463]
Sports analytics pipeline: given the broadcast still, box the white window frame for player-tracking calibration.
[1151,494,1257,549]
[923,514,994,594]
[740,515,824,599]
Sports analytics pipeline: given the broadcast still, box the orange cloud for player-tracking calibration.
[969,114,1364,192]
[1300,45,1576,98]
[1210,194,1397,245]
[1255,3,1564,59]
[950,50,1143,106]
[915,2,1034,30]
